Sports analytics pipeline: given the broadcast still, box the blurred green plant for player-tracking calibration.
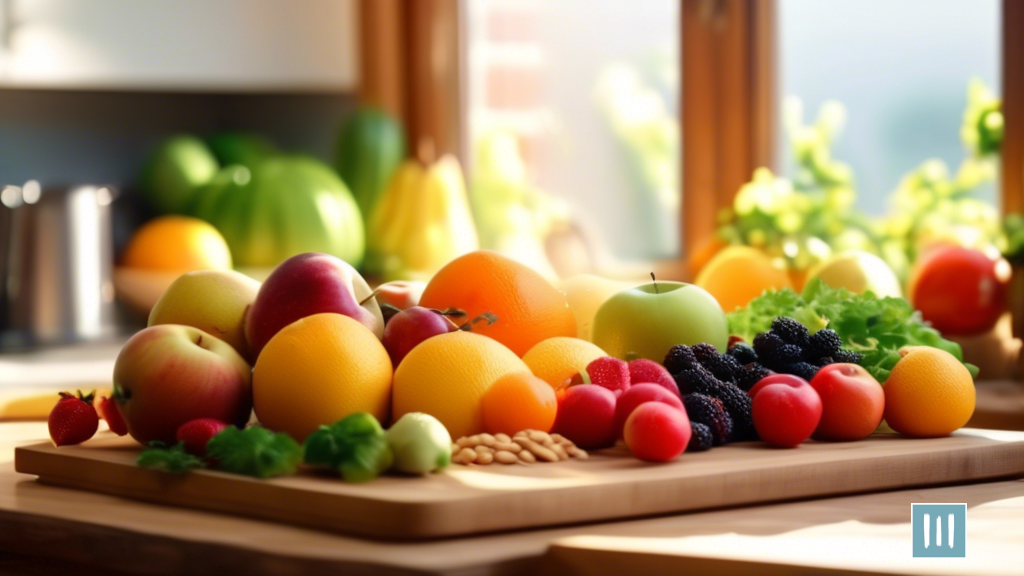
[716,79,1007,282]
[1005,213,1024,265]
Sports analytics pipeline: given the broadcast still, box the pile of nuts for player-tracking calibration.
[451,429,588,465]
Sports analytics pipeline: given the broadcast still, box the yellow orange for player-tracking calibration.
[695,246,793,312]
[522,337,606,389]
[883,347,975,437]
[253,313,392,441]
[420,250,577,356]
[481,372,557,435]
[557,275,632,342]
[392,331,530,439]
[122,216,232,271]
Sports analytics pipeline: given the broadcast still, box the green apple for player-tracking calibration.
[592,281,728,362]
[141,135,220,214]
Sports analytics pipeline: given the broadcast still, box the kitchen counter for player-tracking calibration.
[1,421,1023,576]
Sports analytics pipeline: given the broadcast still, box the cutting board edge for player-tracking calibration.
[15,436,1024,540]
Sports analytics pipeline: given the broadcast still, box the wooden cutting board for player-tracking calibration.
[15,429,1024,540]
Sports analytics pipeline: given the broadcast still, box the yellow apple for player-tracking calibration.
[149,269,261,360]
[557,274,635,342]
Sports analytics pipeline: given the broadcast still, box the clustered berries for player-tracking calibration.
[745,317,862,383]
[664,345,756,445]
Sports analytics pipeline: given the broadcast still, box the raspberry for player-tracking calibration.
[687,422,714,452]
[683,394,732,445]
[663,345,700,374]
[727,343,759,365]
[736,362,773,391]
[771,317,810,347]
[806,328,843,359]
[779,361,819,382]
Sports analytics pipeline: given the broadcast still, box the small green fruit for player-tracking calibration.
[386,413,452,475]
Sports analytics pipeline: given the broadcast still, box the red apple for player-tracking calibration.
[809,363,884,441]
[113,325,252,445]
[749,374,822,448]
[382,306,459,367]
[614,384,685,439]
[245,252,384,359]
[909,245,1012,335]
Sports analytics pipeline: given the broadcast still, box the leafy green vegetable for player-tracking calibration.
[137,441,205,474]
[728,279,978,383]
[303,413,392,483]
[205,426,302,479]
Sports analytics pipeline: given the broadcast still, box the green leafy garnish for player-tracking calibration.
[728,279,978,383]
[205,426,302,479]
[303,412,392,483]
[137,441,205,473]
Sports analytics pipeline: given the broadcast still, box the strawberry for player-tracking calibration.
[584,356,631,396]
[95,395,128,436]
[48,391,99,446]
[627,359,680,397]
[176,419,229,456]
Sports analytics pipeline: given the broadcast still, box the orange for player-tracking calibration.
[420,250,577,356]
[883,347,975,437]
[481,372,557,435]
[122,216,232,271]
[522,337,606,389]
[695,246,793,312]
[253,313,392,441]
[392,331,530,439]
[687,235,726,279]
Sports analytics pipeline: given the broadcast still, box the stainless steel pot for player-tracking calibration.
[1,181,118,346]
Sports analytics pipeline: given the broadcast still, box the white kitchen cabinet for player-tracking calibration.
[0,0,357,92]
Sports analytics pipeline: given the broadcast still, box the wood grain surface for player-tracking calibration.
[14,429,1024,539]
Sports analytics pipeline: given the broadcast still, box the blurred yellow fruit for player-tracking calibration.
[695,246,793,313]
[522,337,606,389]
[557,274,633,342]
[253,313,392,441]
[392,331,529,439]
[805,250,902,298]
[122,216,232,271]
[148,269,261,360]
[884,347,975,437]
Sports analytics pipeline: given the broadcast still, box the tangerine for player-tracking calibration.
[883,346,975,437]
[122,216,232,271]
[419,250,577,356]
[695,246,792,312]
[522,337,606,389]
[481,372,557,435]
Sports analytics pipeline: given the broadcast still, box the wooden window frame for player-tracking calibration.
[358,0,1022,279]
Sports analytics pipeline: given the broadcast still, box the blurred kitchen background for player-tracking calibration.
[1,0,1021,384]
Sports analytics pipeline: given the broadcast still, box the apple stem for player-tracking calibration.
[650,272,658,294]
[459,312,499,331]
[359,289,381,306]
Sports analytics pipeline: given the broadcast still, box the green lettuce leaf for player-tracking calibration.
[205,426,302,479]
[727,279,978,383]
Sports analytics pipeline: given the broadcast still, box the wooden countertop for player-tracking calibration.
[1,422,1023,576]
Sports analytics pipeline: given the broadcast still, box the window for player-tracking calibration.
[464,0,681,264]
[777,0,1001,214]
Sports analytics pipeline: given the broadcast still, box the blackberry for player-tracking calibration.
[691,343,721,366]
[683,394,732,445]
[673,367,719,396]
[663,345,700,374]
[833,349,863,364]
[687,422,714,452]
[816,356,835,367]
[727,343,758,365]
[736,362,773,391]
[807,328,843,359]
[753,332,803,369]
[779,361,819,382]
[771,317,810,347]
[703,353,742,383]
[710,381,755,441]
